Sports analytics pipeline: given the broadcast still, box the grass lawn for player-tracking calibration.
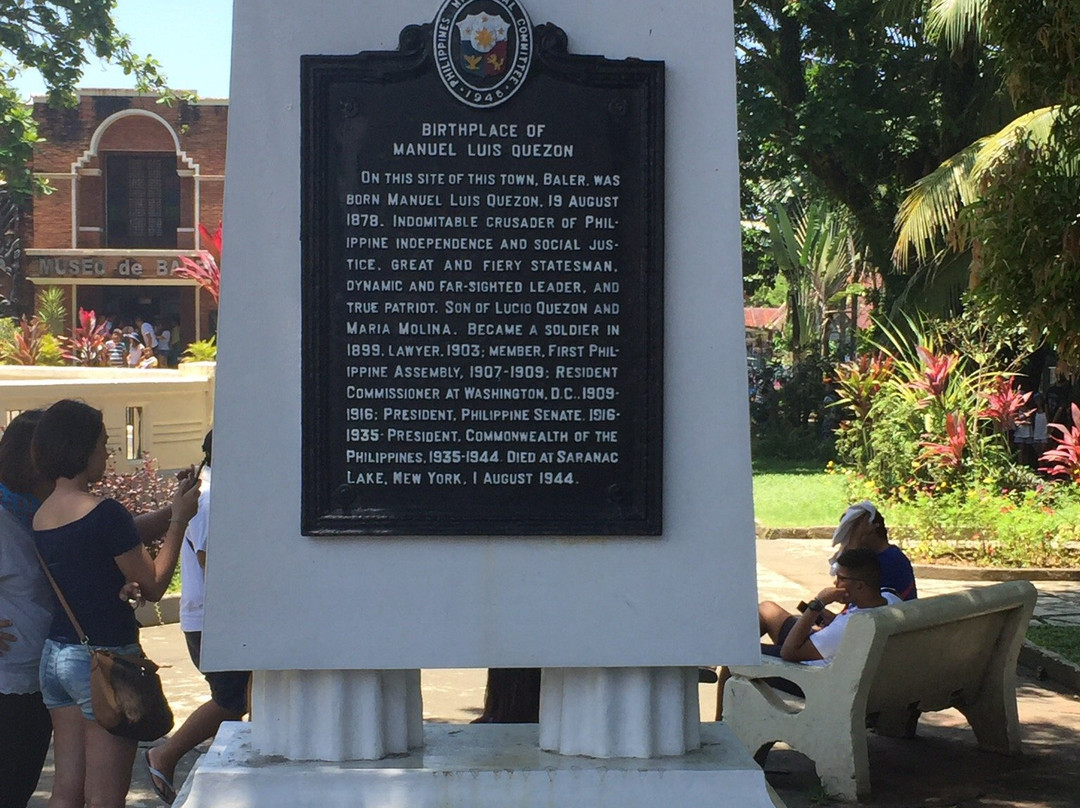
[1027,625,1080,667]
[751,457,849,528]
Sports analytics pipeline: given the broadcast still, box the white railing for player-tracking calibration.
[0,362,215,471]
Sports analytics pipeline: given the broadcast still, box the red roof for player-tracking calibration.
[744,306,785,330]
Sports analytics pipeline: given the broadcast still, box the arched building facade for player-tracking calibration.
[19,90,227,350]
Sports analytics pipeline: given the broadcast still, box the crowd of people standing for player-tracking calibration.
[99,314,182,369]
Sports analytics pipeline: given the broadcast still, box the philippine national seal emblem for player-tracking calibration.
[433,0,533,108]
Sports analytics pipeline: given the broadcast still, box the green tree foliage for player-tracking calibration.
[966,141,1080,363]
[736,0,1008,303]
[985,0,1080,116]
[892,106,1060,266]
[0,1,174,200]
[892,0,1080,363]
[741,220,778,302]
[969,0,1080,365]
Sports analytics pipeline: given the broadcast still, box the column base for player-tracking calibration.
[175,722,782,808]
[251,669,423,760]
[540,666,701,757]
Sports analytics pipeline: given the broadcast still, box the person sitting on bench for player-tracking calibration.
[717,548,901,718]
[761,547,901,665]
[829,501,916,602]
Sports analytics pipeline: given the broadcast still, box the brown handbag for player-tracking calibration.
[36,549,174,741]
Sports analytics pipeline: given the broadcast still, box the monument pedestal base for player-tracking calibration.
[174,722,781,808]
[250,669,423,760]
[540,667,701,756]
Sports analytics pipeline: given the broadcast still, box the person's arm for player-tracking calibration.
[114,476,199,601]
[781,586,845,662]
[133,506,171,546]
[132,466,196,545]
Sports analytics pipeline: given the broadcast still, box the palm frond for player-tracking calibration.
[893,106,1063,267]
[969,106,1059,177]
[925,0,987,49]
[892,142,982,267]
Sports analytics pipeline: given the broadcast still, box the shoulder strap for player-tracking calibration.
[34,546,90,645]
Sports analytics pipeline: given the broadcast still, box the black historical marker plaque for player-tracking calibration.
[301,1,663,535]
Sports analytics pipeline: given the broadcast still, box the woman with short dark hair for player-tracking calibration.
[31,400,104,481]
[32,399,200,808]
[0,409,54,808]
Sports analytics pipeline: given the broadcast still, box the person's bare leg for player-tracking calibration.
[48,706,86,808]
[147,699,245,784]
[758,601,794,642]
[83,718,137,808]
[714,666,733,721]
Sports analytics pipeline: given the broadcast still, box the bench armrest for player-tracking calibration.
[728,657,829,691]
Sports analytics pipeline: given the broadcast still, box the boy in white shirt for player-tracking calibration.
[145,432,250,804]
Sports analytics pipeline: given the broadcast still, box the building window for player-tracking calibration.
[125,406,143,460]
[106,154,180,248]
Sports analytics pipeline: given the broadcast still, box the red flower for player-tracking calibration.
[175,221,223,303]
[1039,403,1080,483]
[199,221,223,265]
[911,346,958,406]
[61,308,111,366]
[979,377,1032,431]
[918,412,967,469]
[175,255,220,303]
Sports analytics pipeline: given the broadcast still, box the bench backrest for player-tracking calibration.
[830,581,1037,715]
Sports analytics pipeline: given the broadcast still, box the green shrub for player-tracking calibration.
[38,333,65,365]
[181,335,217,363]
[0,316,63,365]
[750,357,836,462]
[36,286,67,336]
[886,484,1080,567]
[834,314,1029,498]
[752,424,835,463]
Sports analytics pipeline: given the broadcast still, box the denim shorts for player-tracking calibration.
[39,639,142,720]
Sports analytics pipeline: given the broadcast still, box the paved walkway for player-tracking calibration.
[27,540,1080,807]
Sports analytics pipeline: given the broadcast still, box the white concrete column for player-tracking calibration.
[250,669,423,761]
[539,667,700,758]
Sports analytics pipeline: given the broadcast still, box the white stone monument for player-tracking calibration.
[179,0,775,805]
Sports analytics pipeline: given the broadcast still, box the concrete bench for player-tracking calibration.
[721,580,1037,801]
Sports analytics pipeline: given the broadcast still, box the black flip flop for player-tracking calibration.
[145,749,177,805]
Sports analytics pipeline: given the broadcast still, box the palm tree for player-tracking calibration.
[765,202,866,359]
[893,106,1062,266]
[892,0,1077,267]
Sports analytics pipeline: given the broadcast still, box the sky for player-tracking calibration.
[12,0,234,100]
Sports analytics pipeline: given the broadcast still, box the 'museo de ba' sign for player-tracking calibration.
[301,0,663,536]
